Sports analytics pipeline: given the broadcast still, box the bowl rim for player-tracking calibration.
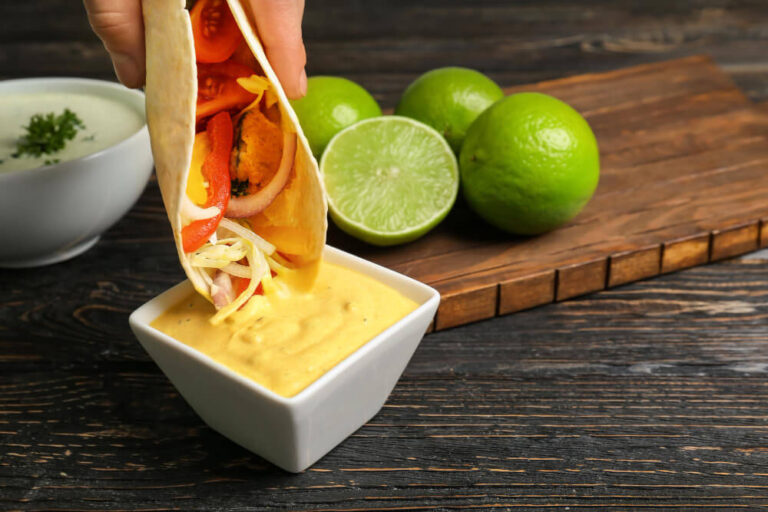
[129,245,440,407]
[0,77,149,182]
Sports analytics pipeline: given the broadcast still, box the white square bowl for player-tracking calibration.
[129,245,439,472]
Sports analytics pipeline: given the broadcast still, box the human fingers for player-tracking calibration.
[83,0,146,88]
[248,0,307,99]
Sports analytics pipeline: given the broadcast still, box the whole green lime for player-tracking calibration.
[395,67,504,153]
[459,92,599,235]
[290,76,382,158]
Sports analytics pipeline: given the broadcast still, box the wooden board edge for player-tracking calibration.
[608,245,661,287]
[661,232,711,274]
[434,282,498,331]
[760,217,768,249]
[498,270,556,315]
[555,257,608,301]
[711,221,760,261]
[428,217,767,331]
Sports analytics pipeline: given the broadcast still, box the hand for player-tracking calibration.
[83,0,307,98]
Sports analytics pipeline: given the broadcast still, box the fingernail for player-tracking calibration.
[298,68,308,97]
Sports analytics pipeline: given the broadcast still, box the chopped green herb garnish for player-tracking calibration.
[0,159,4,165]
[231,179,250,197]
[44,159,61,166]
[13,109,85,158]
[82,134,96,142]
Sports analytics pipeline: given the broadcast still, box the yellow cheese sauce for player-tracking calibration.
[151,261,419,398]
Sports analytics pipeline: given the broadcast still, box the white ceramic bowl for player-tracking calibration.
[0,78,153,268]
[129,246,439,472]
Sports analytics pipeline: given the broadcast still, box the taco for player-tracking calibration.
[142,0,327,323]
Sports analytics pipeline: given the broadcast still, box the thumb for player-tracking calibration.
[248,0,307,99]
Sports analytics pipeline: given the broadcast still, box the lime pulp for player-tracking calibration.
[320,116,459,246]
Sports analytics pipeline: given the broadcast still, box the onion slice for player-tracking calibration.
[180,195,220,222]
[225,132,297,219]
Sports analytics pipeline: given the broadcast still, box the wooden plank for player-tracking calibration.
[711,221,760,261]
[608,245,661,287]
[435,283,497,331]
[760,218,768,248]
[661,233,711,273]
[556,258,607,301]
[498,270,555,315]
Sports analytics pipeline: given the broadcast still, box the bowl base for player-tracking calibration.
[0,236,100,268]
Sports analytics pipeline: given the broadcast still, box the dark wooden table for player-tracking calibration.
[3,1,768,510]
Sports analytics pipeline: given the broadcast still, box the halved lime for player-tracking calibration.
[320,116,459,246]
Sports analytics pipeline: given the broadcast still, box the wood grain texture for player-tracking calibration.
[761,218,768,249]
[3,1,768,509]
[662,233,711,274]
[556,258,608,301]
[711,222,760,261]
[435,284,497,331]
[608,246,661,288]
[498,270,555,316]
[4,242,768,509]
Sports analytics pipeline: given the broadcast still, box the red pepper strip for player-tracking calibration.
[233,268,278,299]
[182,111,233,252]
[234,278,257,298]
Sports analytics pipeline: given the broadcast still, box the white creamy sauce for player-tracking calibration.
[0,92,144,173]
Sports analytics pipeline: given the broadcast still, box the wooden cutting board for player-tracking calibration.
[328,55,768,331]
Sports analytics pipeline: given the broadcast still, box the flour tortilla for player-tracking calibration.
[143,0,327,300]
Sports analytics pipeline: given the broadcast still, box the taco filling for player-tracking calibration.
[179,0,298,323]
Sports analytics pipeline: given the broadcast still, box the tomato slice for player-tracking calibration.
[181,112,233,253]
[197,60,256,123]
[190,0,242,64]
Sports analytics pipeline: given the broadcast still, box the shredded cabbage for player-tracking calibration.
[190,239,248,269]
[210,238,269,325]
[218,218,275,254]
[221,262,251,278]
[187,215,280,324]
[266,253,291,273]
